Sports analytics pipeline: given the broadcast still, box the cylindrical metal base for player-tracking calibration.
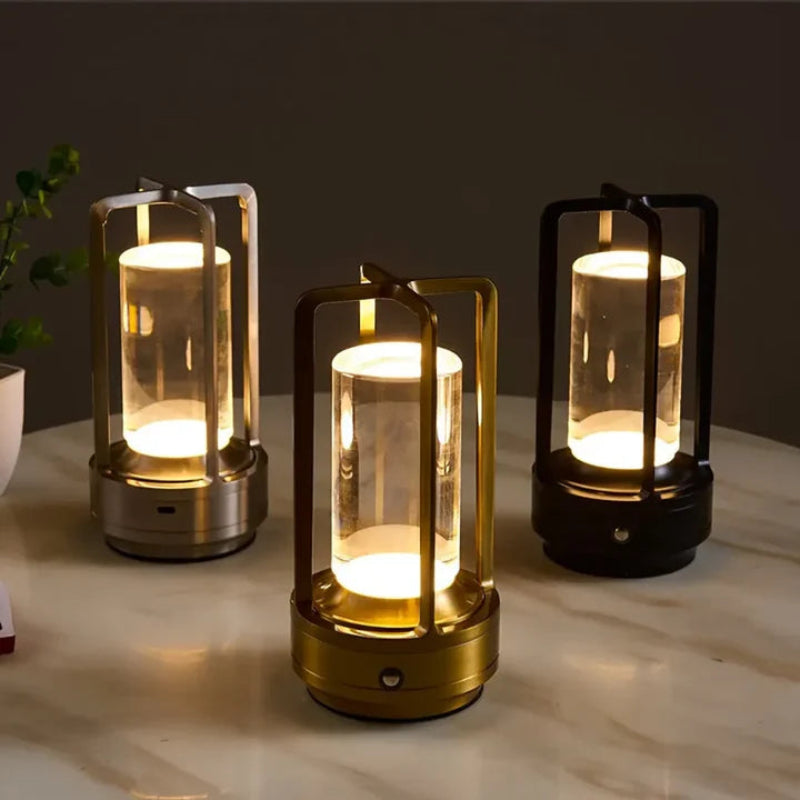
[544,543,696,578]
[91,443,268,562]
[308,685,484,722]
[291,585,500,721]
[533,449,712,579]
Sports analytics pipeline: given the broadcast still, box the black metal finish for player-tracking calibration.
[532,184,718,578]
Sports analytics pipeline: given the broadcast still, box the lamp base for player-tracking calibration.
[544,543,696,578]
[90,441,268,562]
[532,449,713,579]
[291,582,499,721]
[105,530,256,562]
[308,686,484,722]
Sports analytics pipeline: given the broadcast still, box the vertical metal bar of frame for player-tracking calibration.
[598,210,613,251]
[359,263,438,634]
[410,276,498,590]
[473,281,497,589]
[150,185,222,481]
[293,290,319,608]
[89,201,113,470]
[600,185,663,494]
[643,193,718,466]
[293,277,438,637]
[90,189,166,469]
[135,176,162,245]
[359,266,384,523]
[640,216,663,494]
[692,198,717,464]
[197,200,221,482]
[184,183,262,447]
[415,295,438,635]
[240,187,261,446]
[359,265,376,340]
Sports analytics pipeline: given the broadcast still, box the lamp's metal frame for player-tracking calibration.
[291,264,499,720]
[532,183,718,577]
[89,180,268,561]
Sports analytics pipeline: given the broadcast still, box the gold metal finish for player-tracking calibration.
[89,180,268,561]
[312,569,483,631]
[291,264,499,720]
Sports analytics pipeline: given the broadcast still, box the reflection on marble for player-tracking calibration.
[0,396,798,799]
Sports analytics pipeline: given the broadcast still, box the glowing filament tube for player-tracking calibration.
[331,341,462,599]
[119,241,233,459]
[568,250,686,470]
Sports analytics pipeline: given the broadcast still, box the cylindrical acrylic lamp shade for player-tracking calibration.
[568,250,686,470]
[119,241,233,459]
[331,341,462,599]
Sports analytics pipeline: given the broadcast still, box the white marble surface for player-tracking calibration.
[0,395,798,800]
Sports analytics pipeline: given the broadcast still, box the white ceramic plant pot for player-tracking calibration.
[0,365,24,496]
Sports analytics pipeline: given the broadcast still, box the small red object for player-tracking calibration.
[0,581,14,655]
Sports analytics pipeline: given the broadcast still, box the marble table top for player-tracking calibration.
[0,395,798,800]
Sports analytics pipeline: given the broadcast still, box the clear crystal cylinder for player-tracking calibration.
[331,341,462,600]
[568,250,686,470]
[119,241,233,459]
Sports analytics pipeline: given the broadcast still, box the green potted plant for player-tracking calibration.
[0,144,86,494]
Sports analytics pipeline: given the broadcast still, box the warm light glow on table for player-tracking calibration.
[126,419,233,459]
[332,525,459,599]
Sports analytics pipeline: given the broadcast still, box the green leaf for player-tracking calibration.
[40,204,53,220]
[11,241,29,252]
[29,253,66,286]
[16,170,42,197]
[0,337,18,356]
[4,200,13,217]
[49,144,80,178]
[42,177,61,194]
[19,317,47,348]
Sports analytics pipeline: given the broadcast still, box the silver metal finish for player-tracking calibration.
[89,180,268,561]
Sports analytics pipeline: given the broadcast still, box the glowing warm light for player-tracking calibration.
[569,250,686,471]
[332,525,459,599]
[332,341,462,381]
[139,645,210,667]
[119,241,230,270]
[572,249,685,281]
[120,241,234,463]
[568,430,677,470]
[126,419,233,459]
[340,392,354,449]
[130,793,209,800]
[331,343,462,602]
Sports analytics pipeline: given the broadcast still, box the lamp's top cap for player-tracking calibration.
[119,241,231,270]
[332,341,462,381]
[573,249,685,280]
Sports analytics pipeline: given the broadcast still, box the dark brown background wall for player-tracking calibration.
[1,2,799,446]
